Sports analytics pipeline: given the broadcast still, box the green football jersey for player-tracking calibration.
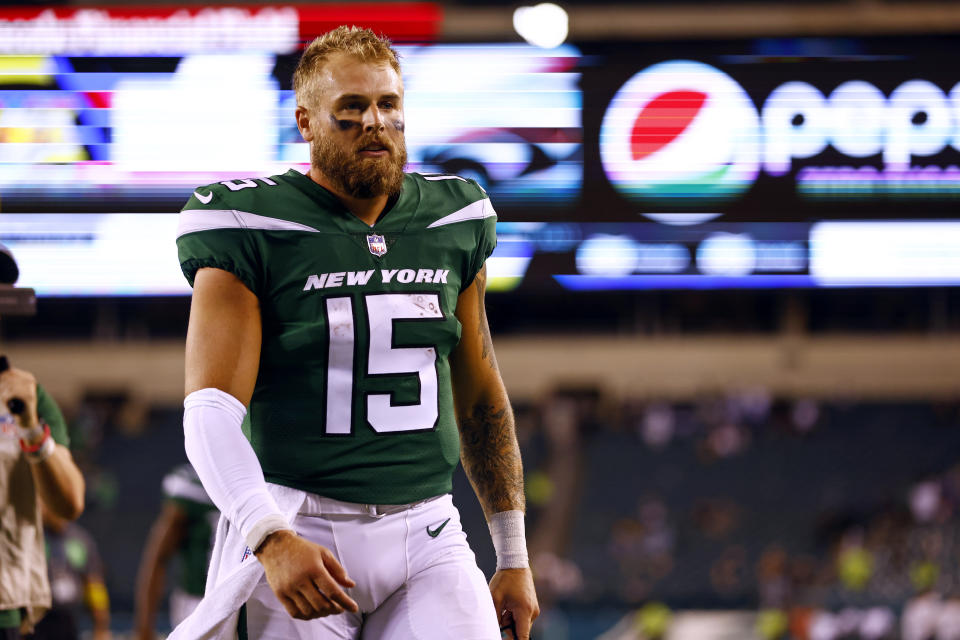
[176,169,497,505]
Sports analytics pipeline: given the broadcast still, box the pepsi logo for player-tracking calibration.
[600,60,761,207]
[630,90,707,161]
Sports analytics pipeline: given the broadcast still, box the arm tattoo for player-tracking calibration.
[459,265,525,516]
[459,402,526,517]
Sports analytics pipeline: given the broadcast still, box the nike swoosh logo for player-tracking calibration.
[426,518,451,538]
[194,191,214,204]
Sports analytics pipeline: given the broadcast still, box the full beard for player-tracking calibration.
[312,131,407,199]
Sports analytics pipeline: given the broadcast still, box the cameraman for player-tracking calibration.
[0,243,85,638]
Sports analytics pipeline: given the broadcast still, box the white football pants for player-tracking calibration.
[242,492,501,639]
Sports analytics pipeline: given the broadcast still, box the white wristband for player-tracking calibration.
[488,510,529,570]
[247,514,293,553]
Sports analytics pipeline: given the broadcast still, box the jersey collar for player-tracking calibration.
[284,169,421,234]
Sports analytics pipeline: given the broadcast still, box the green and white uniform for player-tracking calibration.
[176,170,496,505]
[175,170,503,639]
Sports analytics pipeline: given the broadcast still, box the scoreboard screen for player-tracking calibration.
[0,10,958,293]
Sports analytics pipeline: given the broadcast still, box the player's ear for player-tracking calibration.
[295,105,314,143]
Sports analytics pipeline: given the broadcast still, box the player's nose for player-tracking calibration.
[362,106,385,132]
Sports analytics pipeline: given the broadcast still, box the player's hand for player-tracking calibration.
[255,529,359,620]
[0,364,41,444]
[489,568,540,640]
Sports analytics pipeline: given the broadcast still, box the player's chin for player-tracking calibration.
[363,156,403,178]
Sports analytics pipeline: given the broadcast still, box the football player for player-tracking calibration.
[134,464,218,639]
[173,26,539,639]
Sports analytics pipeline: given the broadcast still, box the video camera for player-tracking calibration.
[0,243,36,316]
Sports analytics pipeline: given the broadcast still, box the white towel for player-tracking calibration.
[168,483,307,640]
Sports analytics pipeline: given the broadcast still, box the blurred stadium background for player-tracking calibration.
[2,0,960,638]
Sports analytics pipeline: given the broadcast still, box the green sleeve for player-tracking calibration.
[37,383,69,447]
[457,179,497,292]
[479,213,498,268]
[465,209,497,292]
[177,229,263,297]
[177,187,264,297]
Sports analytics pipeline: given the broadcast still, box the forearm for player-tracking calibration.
[30,444,85,520]
[183,388,290,550]
[453,266,525,518]
[459,387,530,571]
[451,265,530,572]
[91,594,110,634]
[85,577,111,638]
[134,538,170,637]
[458,389,525,519]
[134,562,165,638]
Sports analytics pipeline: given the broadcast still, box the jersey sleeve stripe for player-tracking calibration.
[425,198,496,229]
[178,209,320,238]
[421,174,469,182]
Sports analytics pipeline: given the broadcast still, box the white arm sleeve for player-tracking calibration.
[183,387,292,552]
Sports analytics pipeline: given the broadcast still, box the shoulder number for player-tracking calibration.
[220,177,277,191]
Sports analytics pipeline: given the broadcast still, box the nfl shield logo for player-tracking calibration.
[367,234,388,257]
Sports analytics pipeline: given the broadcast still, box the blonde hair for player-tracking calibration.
[293,26,401,106]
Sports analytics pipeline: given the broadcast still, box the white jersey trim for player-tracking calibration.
[426,198,496,229]
[421,174,468,182]
[177,209,319,238]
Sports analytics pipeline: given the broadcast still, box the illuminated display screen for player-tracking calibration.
[4,34,960,223]
[0,4,441,55]
[1,27,959,294]
[0,43,580,215]
[582,37,960,222]
[4,214,960,296]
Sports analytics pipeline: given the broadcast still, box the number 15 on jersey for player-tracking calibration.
[324,292,444,435]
